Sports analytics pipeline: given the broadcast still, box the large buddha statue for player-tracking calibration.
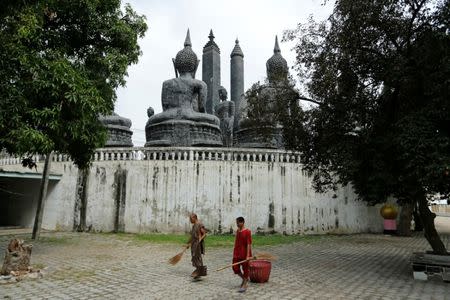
[236,36,292,149]
[145,30,222,147]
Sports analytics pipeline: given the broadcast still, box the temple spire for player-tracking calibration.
[266,35,288,82]
[274,35,280,53]
[231,38,244,58]
[184,29,192,47]
[208,29,215,41]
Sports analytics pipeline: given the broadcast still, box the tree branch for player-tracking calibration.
[298,96,324,106]
[406,0,427,51]
[360,46,385,57]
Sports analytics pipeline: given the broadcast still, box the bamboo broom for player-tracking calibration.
[168,245,189,265]
[168,235,206,265]
[215,252,277,272]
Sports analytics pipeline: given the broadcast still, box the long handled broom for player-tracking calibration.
[168,235,206,265]
[168,244,189,265]
[215,252,277,271]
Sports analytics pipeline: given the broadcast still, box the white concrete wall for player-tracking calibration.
[0,148,384,234]
[430,205,450,214]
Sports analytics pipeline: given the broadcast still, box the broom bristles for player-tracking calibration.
[254,252,277,261]
[168,247,188,265]
[168,252,183,265]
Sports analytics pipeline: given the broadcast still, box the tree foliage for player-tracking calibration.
[0,0,147,168]
[266,0,450,252]
[282,0,449,202]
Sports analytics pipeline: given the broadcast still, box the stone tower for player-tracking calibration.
[230,38,244,129]
[202,29,221,114]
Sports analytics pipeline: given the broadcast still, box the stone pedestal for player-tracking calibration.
[145,120,222,147]
[99,113,133,147]
[235,125,283,149]
[383,219,397,235]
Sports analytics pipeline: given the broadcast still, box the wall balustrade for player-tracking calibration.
[0,147,301,166]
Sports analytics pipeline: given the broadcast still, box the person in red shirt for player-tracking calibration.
[233,216,252,293]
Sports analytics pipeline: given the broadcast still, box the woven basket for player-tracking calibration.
[249,259,272,283]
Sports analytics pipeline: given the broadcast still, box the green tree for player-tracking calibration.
[268,0,449,253]
[0,0,147,238]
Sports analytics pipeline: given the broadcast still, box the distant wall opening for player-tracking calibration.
[0,177,57,228]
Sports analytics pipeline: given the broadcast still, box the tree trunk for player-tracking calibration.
[413,202,423,231]
[78,167,89,232]
[397,202,413,236]
[417,193,448,255]
[32,152,53,240]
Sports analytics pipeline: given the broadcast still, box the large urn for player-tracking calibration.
[380,204,398,235]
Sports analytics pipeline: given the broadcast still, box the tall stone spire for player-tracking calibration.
[202,29,221,114]
[230,38,244,129]
[184,29,192,47]
[174,28,198,77]
[274,35,280,53]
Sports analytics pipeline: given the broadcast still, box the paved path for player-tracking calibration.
[0,232,449,300]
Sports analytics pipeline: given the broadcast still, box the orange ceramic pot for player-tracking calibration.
[380,204,398,220]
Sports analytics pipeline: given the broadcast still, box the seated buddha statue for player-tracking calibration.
[236,36,292,149]
[146,29,219,126]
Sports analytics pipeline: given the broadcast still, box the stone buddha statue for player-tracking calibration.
[235,36,291,149]
[145,30,222,147]
[215,86,235,147]
[147,30,219,126]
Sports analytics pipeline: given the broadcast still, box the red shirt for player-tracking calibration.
[233,228,252,259]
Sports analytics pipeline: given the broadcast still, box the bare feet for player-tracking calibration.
[238,278,248,293]
[240,278,245,288]
[191,269,199,278]
[237,273,244,287]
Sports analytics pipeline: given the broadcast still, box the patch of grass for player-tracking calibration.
[32,263,45,270]
[37,236,70,244]
[134,233,190,244]
[112,232,324,247]
[50,267,95,281]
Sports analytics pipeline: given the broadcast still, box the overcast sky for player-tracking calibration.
[115,0,333,146]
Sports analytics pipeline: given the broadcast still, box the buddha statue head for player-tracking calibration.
[266,35,288,83]
[173,29,200,78]
[218,86,228,102]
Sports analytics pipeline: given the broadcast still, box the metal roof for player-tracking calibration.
[0,171,62,181]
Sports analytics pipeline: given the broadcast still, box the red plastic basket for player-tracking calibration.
[249,259,272,283]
